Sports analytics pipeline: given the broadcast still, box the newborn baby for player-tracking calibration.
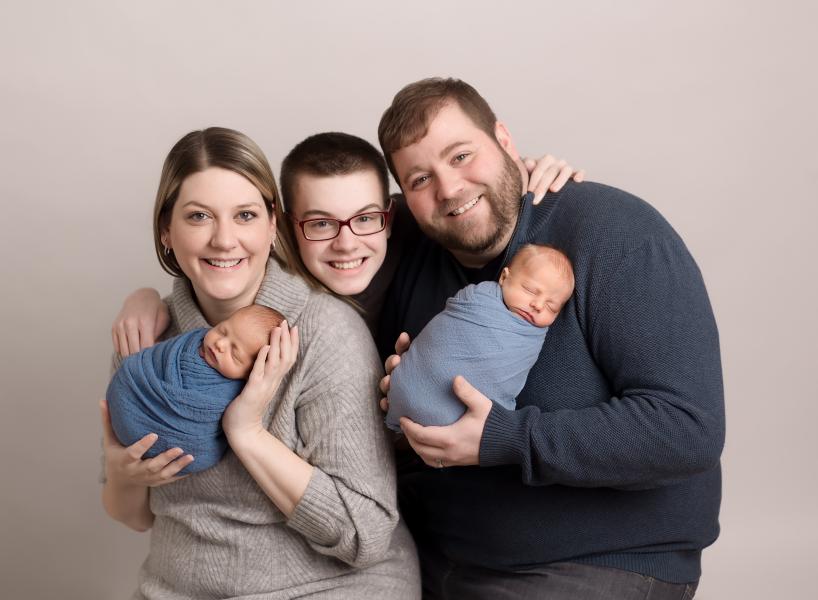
[107,304,284,474]
[386,244,574,431]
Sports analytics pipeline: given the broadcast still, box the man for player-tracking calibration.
[376,78,723,599]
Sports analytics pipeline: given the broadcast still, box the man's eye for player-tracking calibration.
[411,175,429,189]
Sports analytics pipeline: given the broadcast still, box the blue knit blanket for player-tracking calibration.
[386,281,548,431]
[106,328,245,474]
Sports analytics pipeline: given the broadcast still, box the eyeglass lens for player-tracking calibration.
[303,212,386,240]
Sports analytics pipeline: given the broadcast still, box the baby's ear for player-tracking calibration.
[498,267,510,286]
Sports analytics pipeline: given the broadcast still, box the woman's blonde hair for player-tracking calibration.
[153,127,319,289]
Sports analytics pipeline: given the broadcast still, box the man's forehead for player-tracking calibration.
[392,103,490,173]
[422,101,482,140]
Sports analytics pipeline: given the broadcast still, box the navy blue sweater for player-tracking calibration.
[377,182,724,583]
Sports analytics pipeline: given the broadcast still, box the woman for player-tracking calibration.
[101,127,420,599]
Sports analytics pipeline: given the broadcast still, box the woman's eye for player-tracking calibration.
[314,220,331,229]
[453,153,469,163]
[188,212,209,222]
[355,215,372,223]
[237,211,257,222]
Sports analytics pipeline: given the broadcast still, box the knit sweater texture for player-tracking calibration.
[111,259,419,599]
[377,182,724,584]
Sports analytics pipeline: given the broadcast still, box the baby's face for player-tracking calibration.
[499,257,574,328]
[200,312,266,379]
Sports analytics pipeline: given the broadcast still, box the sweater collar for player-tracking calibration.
[170,258,311,330]
[501,190,560,267]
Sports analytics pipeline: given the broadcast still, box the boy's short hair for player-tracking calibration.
[377,77,499,183]
[279,132,390,212]
[509,244,575,291]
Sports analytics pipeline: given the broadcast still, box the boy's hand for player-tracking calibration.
[112,288,170,357]
[522,154,585,205]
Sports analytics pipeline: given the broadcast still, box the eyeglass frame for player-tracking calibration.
[291,199,394,241]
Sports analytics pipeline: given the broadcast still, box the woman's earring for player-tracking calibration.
[164,246,171,256]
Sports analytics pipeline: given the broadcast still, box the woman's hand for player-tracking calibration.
[100,399,193,488]
[522,154,586,205]
[111,288,170,357]
[223,321,299,442]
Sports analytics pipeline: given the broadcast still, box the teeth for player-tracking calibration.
[330,258,364,270]
[451,195,480,216]
[206,258,242,268]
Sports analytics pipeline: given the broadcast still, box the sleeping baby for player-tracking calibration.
[106,304,284,474]
[386,244,574,431]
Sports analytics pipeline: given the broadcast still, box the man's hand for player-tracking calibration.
[399,375,492,468]
[378,332,411,413]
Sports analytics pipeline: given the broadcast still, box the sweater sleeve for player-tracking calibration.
[480,234,725,489]
[285,296,399,567]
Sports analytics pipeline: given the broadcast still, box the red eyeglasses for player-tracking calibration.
[292,200,393,241]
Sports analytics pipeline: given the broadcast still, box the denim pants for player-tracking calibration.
[420,551,698,600]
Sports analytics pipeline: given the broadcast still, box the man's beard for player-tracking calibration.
[420,152,522,256]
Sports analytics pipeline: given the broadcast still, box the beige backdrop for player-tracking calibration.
[1,1,816,598]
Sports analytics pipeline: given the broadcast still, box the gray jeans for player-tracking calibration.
[420,555,698,600]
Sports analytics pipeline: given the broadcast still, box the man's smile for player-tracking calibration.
[449,194,482,216]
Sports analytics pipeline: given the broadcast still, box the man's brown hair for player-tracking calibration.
[377,77,498,184]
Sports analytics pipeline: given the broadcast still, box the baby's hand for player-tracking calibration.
[222,321,299,439]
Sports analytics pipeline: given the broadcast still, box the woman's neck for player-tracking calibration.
[192,281,263,326]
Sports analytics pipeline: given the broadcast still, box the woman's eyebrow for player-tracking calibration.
[179,200,264,209]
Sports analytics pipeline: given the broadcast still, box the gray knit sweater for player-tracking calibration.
[114,259,419,599]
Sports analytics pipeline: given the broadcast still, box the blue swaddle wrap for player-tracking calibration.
[386,281,549,432]
[106,328,245,474]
